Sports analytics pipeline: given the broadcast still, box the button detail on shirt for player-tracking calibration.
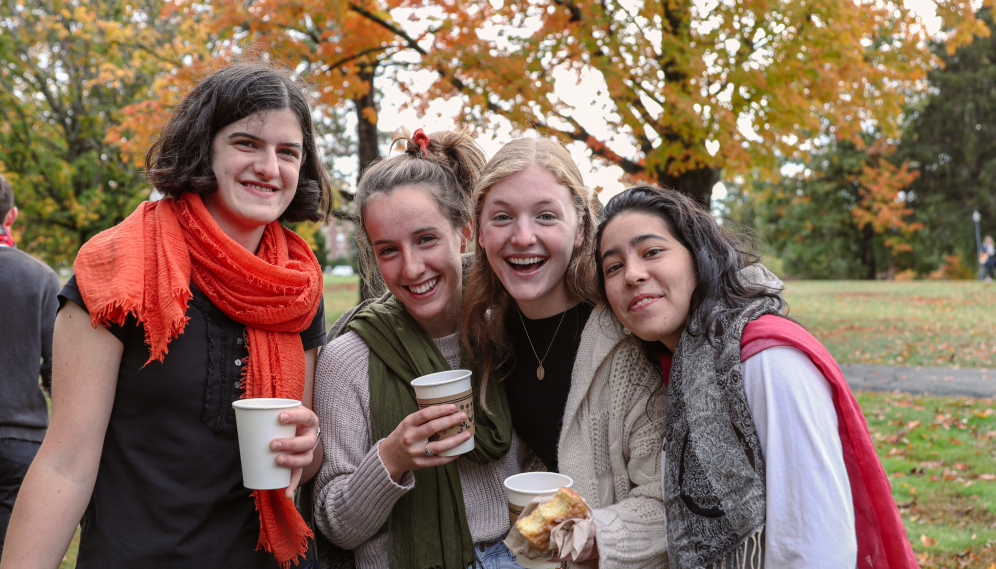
[237,338,243,345]
[235,359,242,366]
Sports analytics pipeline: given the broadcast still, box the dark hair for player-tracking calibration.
[0,174,12,219]
[355,129,486,296]
[145,62,333,222]
[595,185,785,363]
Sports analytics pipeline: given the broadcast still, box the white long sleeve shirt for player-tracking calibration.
[662,346,857,568]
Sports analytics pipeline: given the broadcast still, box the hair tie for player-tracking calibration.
[411,128,431,158]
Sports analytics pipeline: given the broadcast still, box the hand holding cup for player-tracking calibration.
[269,406,321,498]
[378,404,471,483]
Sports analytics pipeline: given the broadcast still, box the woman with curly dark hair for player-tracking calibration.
[2,62,332,569]
[595,185,917,569]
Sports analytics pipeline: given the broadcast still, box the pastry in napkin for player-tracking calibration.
[503,487,595,562]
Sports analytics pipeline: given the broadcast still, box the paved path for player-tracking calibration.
[841,364,996,398]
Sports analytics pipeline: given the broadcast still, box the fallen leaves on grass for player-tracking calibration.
[922,534,936,547]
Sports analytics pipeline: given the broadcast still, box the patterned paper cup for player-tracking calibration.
[411,369,476,457]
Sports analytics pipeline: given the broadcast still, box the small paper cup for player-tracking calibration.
[411,369,475,457]
[504,472,574,569]
[232,398,301,490]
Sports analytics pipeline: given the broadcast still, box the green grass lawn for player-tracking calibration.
[860,390,996,567]
[782,280,996,368]
[323,274,360,329]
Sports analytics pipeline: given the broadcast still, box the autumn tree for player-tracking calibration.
[0,0,208,265]
[325,0,988,207]
[726,137,923,279]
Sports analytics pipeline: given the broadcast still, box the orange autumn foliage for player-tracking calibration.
[851,141,924,254]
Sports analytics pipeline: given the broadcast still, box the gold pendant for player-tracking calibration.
[537,365,545,380]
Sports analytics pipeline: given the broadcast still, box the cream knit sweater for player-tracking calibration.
[561,305,668,569]
[312,330,524,569]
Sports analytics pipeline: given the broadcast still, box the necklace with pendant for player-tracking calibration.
[516,305,569,380]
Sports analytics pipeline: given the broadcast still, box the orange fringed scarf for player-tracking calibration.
[74,193,320,568]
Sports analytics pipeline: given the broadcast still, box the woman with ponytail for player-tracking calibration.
[312,129,526,569]
[461,137,667,568]
[596,185,917,568]
[2,63,330,569]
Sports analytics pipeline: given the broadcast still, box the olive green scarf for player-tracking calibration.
[347,296,513,569]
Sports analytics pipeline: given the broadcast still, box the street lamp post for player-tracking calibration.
[973,210,982,279]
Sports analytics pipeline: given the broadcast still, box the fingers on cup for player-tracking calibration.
[420,412,466,440]
[431,430,472,454]
[279,407,315,427]
[413,404,457,426]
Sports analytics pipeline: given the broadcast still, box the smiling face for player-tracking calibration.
[364,186,470,338]
[204,108,304,251]
[599,211,698,352]
[478,164,584,319]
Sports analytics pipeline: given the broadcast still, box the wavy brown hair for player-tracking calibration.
[461,137,599,405]
[145,62,333,222]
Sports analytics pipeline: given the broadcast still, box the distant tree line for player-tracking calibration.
[723,8,996,280]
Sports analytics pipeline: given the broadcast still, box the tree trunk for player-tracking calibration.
[657,166,719,210]
[353,60,381,301]
[354,61,380,178]
[860,224,877,279]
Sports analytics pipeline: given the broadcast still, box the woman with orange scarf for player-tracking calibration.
[1,63,331,569]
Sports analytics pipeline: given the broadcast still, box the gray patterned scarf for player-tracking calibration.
[663,265,784,569]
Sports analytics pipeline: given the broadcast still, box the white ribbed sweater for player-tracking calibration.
[312,330,523,569]
[560,305,669,569]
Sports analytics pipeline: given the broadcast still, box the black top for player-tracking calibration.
[0,247,59,442]
[59,275,325,569]
[504,303,593,473]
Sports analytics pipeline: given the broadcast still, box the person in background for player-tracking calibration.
[980,235,995,282]
[596,185,917,568]
[461,137,667,568]
[1,63,329,569]
[312,129,526,569]
[0,174,60,557]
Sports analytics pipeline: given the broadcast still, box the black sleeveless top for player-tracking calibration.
[60,276,325,568]
[503,303,593,473]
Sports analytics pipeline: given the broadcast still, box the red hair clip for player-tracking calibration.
[411,128,431,157]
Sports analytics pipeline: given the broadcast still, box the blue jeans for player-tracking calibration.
[473,539,529,569]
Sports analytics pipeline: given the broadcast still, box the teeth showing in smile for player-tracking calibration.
[244,182,276,192]
[508,257,544,265]
[633,297,655,308]
[407,277,438,295]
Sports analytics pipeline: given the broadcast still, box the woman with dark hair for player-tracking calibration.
[2,62,331,569]
[312,129,526,569]
[596,185,917,569]
[461,137,667,567]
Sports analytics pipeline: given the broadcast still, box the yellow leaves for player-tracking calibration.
[920,534,935,547]
[361,107,378,125]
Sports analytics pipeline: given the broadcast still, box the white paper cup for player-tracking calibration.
[232,398,301,490]
[411,369,475,457]
[503,472,574,569]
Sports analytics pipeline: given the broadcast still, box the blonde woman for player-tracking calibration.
[461,137,667,567]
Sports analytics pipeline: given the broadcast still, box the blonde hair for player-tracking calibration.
[354,130,486,295]
[461,137,598,405]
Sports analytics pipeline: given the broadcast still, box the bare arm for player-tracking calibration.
[1,301,121,569]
